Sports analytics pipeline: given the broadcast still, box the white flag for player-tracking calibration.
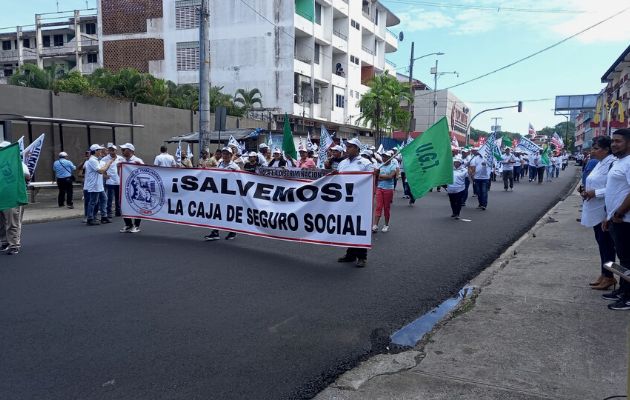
[306,132,314,151]
[267,134,273,148]
[22,133,45,177]
[175,140,182,164]
[318,126,334,169]
[376,144,384,154]
[228,135,240,148]
[17,136,24,161]
[186,143,192,160]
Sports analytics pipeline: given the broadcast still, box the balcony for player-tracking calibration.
[332,31,347,53]
[385,29,398,52]
[331,72,346,88]
[294,56,312,76]
[362,45,375,56]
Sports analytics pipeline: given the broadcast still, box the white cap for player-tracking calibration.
[89,144,104,151]
[221,147,233,154]
[369,145,376,151]
[259,143,269,149]
[59,152,68,157]
[384,150,394,157]
[360,149,372,156]
[0,141,11,148]
[272,147,282,154]
[107,143,117,149]
[248,151,258,157]
[453,156,463,163]
[298,145,307,152]
[119,143,135,151]
[346,137,362,148]
[331,145,344,152]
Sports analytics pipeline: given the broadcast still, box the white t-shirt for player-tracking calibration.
[582,154,615,227]
[154,153,177,167]
[501,153,515,171]
[470,154,491,179]
[84,156,104,193]
[102,154,125,185]
[338,156,374,172]
[447,167,467,193]
[513,155,521,167]
[218,160,240,170]
[605,155,630,222]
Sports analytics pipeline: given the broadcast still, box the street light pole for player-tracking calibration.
[432,58,438,125]
[406,48,444,133]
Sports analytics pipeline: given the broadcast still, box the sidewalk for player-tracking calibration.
[23,187,84,224]
[316,190,629,400]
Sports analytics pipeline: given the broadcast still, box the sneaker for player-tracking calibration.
[355,259,367,268]
[67,205,74,209]
[204,232,220,241]
[337,256,356,263]
[5,248,19,255]
[607,298,630,310]
[381,225,389,233]
[129,226,141,233]
[225,232,237,240]
[87,220,100,226]
[602,289,623,301]
[481,206,486,210]
[454,216,460,220]
[0,244,9,253]
[372,225,378,233]
[82,218,88,223]
[101,218,112,224]
[119,226,132,233]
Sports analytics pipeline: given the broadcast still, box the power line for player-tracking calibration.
[386,0,585,14]
[414,5,630,98]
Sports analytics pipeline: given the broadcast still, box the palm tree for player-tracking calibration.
[356,73,412,143]
[8,63,66,90]
[233,88,263,115]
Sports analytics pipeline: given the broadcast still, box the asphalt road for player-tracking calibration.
[1,167,579,400]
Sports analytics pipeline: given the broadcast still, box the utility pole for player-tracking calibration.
[198,0,210,156]
[491,117,502,133]
[432,59,438,125]
[407,42,414,133]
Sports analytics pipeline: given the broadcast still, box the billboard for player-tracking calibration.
[555,94,599,111]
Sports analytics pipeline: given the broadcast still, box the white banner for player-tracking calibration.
[22,133,45,177]
[120,164,374,248]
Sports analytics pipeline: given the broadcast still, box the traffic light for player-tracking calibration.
[517,101,523,112]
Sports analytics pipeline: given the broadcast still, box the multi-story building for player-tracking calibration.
[0,10,99,84]
[98,0,400,135]
[574,111,594,151]
[411,88,470,145]
[594,44,630,136]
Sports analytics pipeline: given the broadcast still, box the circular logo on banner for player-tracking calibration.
[125,168,165,216]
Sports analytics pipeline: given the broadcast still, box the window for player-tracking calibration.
[43,35,50,47]
[176,41,200,71]
[53,34,64,47]
[315,2,322,25]
[350,55,359,65]
[313,87,320,104]
[375,9,379,25]
[22,38,30,48]
[351,19,360,30]
[4,66,13,77]
[87,53,97,64]
[335,94,345,108]
[176,0,201,30]
[85,23,96,35]
[314,43,320,64]
[2,41,10,50]
[67,33,75,43]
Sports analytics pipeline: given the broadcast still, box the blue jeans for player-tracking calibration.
[474,179,489,207]
[546,165,554,181]
[87,191,107,222]
[463,176,470,205]
[529,166,537,181]
[106,184,120,218]
[513,166,521,182]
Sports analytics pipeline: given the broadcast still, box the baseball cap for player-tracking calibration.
[259,143,269,149]
[221,147,233,154]
[384,150,394,157]
[272,148,281,154]
[331,145,343,152]
[248,151,258,157]
[0,141,11,148]
[107,143,117,149]
[453,156,463,163]
[346,137,362,148]
[119,143,135,151]
[89,144,104,151]
[59,152,68,157]
[298,145,307,152]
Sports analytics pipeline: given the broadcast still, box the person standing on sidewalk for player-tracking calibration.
[372,151,398,233]
[603,129,630,310]
[52,152,76,209]
[470,147,491,210]
[501,147,515,191]
[85,145,115,226]
[580,136,616,290]
[101,144,125,218]
[336,138,374,268]
[119,143,144,233]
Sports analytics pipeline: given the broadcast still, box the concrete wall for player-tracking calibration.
[0,84,265,180]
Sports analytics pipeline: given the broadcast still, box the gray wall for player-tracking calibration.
[0,84,266,180]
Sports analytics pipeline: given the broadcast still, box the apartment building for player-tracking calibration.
[0,11,99,84]
[412,88,470,144]
[597,44,630,135]
[98,0,400,134]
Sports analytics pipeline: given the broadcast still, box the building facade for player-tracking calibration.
[98,0,400,135]
[0,11,99,84]
[595,44,630,137]
[412,88,470,145]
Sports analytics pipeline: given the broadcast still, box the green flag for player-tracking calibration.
[541,144,551,165]
[282,113,297,160]
[501,135,512,148]
[401,117,453,199]
[0,143,28,211]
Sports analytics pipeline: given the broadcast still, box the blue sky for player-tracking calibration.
[2,0,629,134]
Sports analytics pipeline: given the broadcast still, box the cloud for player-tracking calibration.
[393,0,630,43]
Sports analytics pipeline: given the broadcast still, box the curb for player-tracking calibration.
[23,214,83,225]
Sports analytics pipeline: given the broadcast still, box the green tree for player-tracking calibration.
[54,71,90,94]
[356,72,412,141]
[8,63,63,90]
[233,88,263,114]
